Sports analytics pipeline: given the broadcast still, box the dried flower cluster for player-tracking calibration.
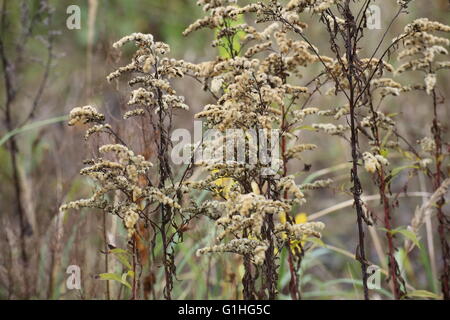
[398,17,450,299]
[396,18,450,95]
[59,0,450,301]
[179,0,336,299]
[61,33,195,299]
[257,0,449,300]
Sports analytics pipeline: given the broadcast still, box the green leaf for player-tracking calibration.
[0,115,68,147]
[380,227,421,250]
[393,228,421,249]
[113,253,132,269]
[386,112,399,118]
[405,290,441,300]
[216,14,245,58]
[98,272,122,282]
[98,273,131,289]
[110,248,132,269]
[380,148,389,158]
[110,248,129,255]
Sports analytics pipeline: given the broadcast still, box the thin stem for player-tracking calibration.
[343,0,369,300]
[431,87,450,300]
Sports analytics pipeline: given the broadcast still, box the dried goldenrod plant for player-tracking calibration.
[182,0,332,299]
[59,0,450,300]
[62,34,195,299]
[396,18,450,299]
[258,0,449,299]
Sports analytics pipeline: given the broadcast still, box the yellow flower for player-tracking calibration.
[280,212,307,225]
[212,170,236,199]
[279,212,308,251]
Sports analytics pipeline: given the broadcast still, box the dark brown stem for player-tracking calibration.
[281,97,300,300]
[431,88,450,300]
[367,94,404,299]
[153,58,175,299]
[379,168,403,299]
[158,102,173,300]
[160,205,173,300]
[243,254,256,300]
[344,1,369,300]
[287,247,299,300]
